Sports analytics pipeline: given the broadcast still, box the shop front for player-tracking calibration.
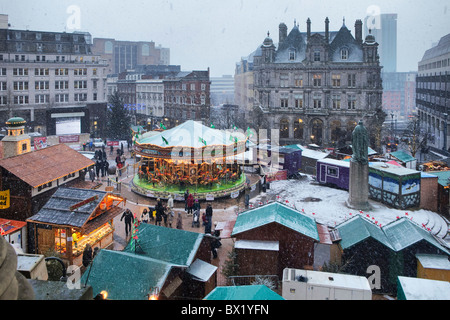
[27,187,125,266]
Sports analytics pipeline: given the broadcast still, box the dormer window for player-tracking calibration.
[341,48,349,60]
[289,49,296,61]
[314,49,321,62]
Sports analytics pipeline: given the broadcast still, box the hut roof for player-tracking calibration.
[204,285,284,300]
[231,202,319,241]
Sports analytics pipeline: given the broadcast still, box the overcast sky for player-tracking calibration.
[1,0,449,77]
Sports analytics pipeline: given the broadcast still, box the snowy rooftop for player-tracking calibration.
[265,178,449,245]
[397,276,450,300]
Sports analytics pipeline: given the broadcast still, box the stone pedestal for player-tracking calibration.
[346,160,371,211]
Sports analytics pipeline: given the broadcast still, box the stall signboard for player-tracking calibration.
[206,194,214,201]
[0,190,10,209]
[34,137,47,150]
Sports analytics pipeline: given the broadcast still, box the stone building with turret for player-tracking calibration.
[252,17,384,149]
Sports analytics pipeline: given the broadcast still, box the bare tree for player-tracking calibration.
[401,116,434,158]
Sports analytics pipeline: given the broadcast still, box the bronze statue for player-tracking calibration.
[351,120,369,165]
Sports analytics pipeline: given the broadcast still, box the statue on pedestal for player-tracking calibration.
[351,120,369,165]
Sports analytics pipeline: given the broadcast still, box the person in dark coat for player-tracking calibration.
[104,160,109,176]
[82,244,93,267]
[205,203,213,234]
[120,209,134,237]
[100,160,105,177]
[155,199,163,226]
[95,160,101,179]
[89,167,95,182]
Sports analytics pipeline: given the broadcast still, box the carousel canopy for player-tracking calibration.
[136,120,247,148]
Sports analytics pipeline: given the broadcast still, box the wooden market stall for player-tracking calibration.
[27,187,125,266]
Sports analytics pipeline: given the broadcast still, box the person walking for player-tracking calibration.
[167,194,174,212]
[89,167,95,183]
[141,209,149,224]
[187,193,194,215]
[95,160,101,180]
[167,210,174,228]
[155,199,163,226]
[120,209,134,237]
[176,212,183,229]
[82,244,93,268]
[205,203,213,234]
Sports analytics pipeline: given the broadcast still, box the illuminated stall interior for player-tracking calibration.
[27,187,125,266]
[133,120,248,194]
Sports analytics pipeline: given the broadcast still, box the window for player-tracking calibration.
[0,82,6,91]
[313,74,322,87]
[190,83,195,90]
[280,119,289,139]
[314,50,321,61]
[74,80,87,89]
[341,48,348,60]
[289,49,296,61]
[332,74,341,87]
[294,94,303,108]
[348,74,356,88]
[332,94,341,109]
[35,68,49,76]
[347,94,357,109]
[327,166,339,178]
[13,68,28,76]
[55,68,69,76]
[55,81,69,90]
[201,83,206,91]
[280,74,289,87]
[74,68,87,76]
[13,81,28,91]
[0,96,7,105]
[14,95,29,105]
[294,75,303,87]
[35,81,49,90]
[55,94,69,103]
[280,93,289,108]
[35,94,50,104]
[74,93,87,101]
[313,93,322,109]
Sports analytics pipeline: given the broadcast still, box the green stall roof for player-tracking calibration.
[81,249,174,300]
[204,285,284,300]
[231,202,319,241]
[124,223,204,266]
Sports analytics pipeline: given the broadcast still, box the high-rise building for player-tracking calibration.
[0,15,108,136]
[364,13,397,73]
[210,75,234,105]
[416,33,450,153]
[92,38,170,75]
[252,18,384,149]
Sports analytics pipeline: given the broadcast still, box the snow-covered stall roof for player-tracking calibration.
[397,276,450,300]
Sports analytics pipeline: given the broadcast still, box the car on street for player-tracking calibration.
[93,138,103,148]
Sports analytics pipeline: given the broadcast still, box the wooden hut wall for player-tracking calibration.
[340,238,394,294]
[236,248,278,276]
[234,223,316,278]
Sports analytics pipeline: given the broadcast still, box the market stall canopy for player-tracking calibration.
[27,188,124,231]
[136,120,247,148]
[124,223,204,266]
[0,143,94,188]
[231,202,320,241]
[81,249,173,300]
[204,285,284,300]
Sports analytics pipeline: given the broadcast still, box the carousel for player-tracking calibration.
[131,120,248,200]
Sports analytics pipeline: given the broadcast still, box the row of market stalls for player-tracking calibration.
[0,117,126,266]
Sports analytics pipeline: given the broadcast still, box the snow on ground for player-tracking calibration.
[262,176,449,241]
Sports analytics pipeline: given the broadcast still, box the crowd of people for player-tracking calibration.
[119,190,222,258]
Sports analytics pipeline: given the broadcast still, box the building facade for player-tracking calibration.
[416,33,450,153]
[0,17,108,136]
[163,70,211,128]
[253,18,383,148]
[92,38,170,75]
[364,13,397,73]
[210,75,234,105]
[235,53,256,122]
[382,71,417,121]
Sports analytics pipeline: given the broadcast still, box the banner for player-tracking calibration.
[59,135,79,143]
[34,137,47,150]
[0,190,10,209]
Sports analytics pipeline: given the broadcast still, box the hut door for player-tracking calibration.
[38,228,54,254]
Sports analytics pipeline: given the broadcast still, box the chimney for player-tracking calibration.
[306,18,311,41]
[279,23,287,43]
[325,17,329,43]
[355,19,363,43]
